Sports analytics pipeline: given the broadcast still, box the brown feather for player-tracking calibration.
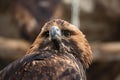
[28,19,92,68]
[0,19,92,80]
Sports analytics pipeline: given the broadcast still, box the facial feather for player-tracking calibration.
[27,19,92,68]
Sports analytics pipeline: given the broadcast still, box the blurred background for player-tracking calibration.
[0,0,120,80]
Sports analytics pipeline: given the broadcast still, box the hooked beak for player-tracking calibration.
[49,26,68,52]
[49,26,61,40]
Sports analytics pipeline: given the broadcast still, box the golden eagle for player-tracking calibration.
[0,19,92,80]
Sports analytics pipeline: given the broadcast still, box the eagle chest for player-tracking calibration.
[15,55,84,80]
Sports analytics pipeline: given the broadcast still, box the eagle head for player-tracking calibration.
[27,19,92,68]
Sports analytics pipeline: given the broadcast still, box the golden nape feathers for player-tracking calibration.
[0,19,92,80]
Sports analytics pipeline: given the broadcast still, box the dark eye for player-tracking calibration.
[62,30,71,37]
[42,31,49,37]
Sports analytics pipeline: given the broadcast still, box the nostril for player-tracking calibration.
[56,28,60,31]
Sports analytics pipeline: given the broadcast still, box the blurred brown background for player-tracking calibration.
[0,0,120,80]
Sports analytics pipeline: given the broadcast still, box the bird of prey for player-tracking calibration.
[0,19,92,80]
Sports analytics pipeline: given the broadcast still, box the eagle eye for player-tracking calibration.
[42,31,49,37]
[62,30,72,37]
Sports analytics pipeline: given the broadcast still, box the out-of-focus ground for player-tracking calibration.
[0,0,120,80]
